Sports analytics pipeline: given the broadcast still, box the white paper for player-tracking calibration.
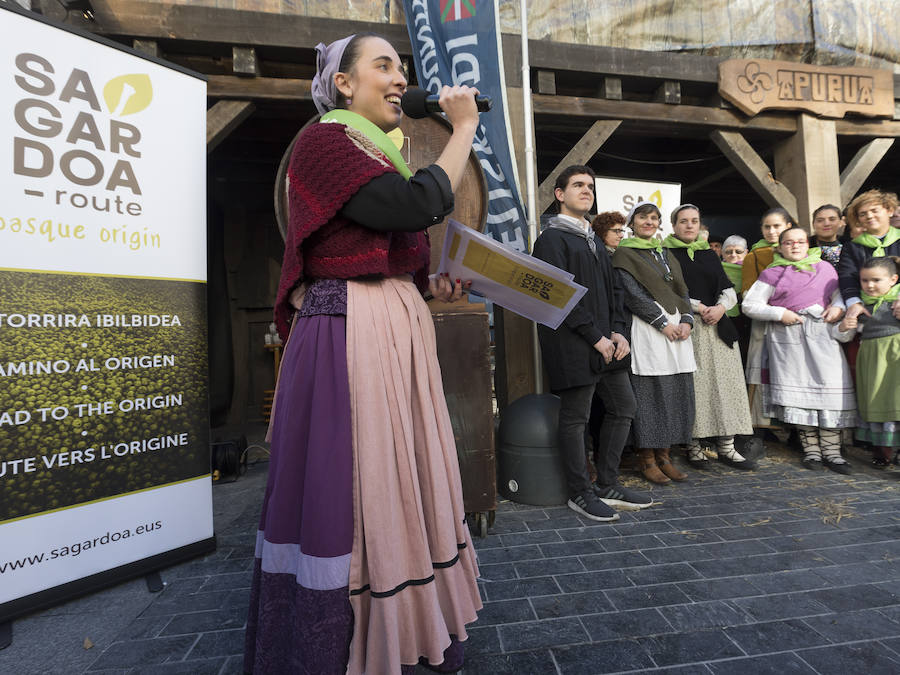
[437,220,587,329]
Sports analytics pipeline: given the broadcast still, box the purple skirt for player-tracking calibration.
[244,312,355,674]
[244,282,466,674]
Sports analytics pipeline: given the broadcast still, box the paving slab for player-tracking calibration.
[3,440,900,674]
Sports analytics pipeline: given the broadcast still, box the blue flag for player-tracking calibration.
[404,0,529,251]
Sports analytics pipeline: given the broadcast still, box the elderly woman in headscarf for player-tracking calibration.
[244,33,482,674]
[721,234,752,366]
[662,205,755,470]
[612,201,695,484]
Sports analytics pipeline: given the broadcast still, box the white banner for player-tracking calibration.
[0,5,212,619]
[0,478,213,604]
[594,177,682,238]
[1,8,206,280]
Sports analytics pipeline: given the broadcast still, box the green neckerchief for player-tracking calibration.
[721,261,743,317]
[320,109,412,179]
[853,227,900,257]
[751,238,776,251]
[619,236,662,253]
[662,234,710,260]
[861,283,900,312]
[767,247,822,273]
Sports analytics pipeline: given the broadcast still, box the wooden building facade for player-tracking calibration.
[37,0,900,428]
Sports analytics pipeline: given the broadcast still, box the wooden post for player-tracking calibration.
[654,81,681,104]
[495,85,537,407]
[232,46,259,77]
[600,77,622,100]
[773,114,840,231]
[132,39,159,57]
[536,70,556,95]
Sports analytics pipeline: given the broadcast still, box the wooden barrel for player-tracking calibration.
[273,114,487,273]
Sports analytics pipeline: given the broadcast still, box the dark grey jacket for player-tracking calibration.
[532,226,627,391]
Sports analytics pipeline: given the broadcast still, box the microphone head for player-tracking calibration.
[400,88,430,119]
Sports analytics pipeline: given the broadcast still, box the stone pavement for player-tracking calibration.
[3,441,900,674]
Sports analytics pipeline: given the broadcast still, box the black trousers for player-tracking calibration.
[555,369,636,496]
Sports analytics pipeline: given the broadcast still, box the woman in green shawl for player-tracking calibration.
[611,201,695,484]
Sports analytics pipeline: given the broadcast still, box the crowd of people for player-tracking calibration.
[246,30,900,672]
[536,164,900,523]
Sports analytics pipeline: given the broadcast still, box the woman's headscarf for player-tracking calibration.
[311,35,356,114]
[625,200,661,227]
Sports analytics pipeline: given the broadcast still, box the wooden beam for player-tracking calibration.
[710,130,798,221]
[834,119,900,137]
[206,75,312,101]
[207,100,255,153]
[840,138,896,205]
[89,1,413,53]
[507,35,721,85]
[537,120,621,213]
[89,3,725,86]
[534,93,799,134]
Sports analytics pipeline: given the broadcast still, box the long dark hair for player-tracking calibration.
[761,207,796,228]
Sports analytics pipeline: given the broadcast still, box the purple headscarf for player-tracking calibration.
[311,35,355,114]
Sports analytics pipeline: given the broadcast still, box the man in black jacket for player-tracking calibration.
[533,165,652,521]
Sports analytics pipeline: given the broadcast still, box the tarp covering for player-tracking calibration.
[494,0,900,72]
[149,0,900,72]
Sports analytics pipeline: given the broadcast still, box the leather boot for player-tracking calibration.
[655,448,687,481]
[638,448,670,484]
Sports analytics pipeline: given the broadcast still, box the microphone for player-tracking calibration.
[400,87,492,119]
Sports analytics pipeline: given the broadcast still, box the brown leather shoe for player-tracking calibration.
[638,448,670,484]
[655,448,688,481]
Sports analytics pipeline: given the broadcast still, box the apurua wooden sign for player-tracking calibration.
[719,59,894,119]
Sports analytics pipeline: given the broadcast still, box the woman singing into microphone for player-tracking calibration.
[244,33,481,674]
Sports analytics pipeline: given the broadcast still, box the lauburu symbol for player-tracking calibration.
[736,62,773,104]
[103,74,153,116]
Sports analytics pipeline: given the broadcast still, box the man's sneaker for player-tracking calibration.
[567,490,619,522]
[593,484,654,510]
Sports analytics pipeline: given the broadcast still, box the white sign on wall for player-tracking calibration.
[594,176,682,238]
[0,4,212,620]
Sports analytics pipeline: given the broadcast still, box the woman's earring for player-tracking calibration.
[346,97,352,106]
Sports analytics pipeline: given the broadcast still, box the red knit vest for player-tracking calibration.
[274,122,430,338]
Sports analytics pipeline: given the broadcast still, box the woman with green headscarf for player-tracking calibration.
[663,205,754,471]
[612,201,695,485]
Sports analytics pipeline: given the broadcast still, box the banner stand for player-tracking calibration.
[0,537,214,630]
[0,3,214,633]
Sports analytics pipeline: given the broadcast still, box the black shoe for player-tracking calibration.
[738,436,765,462]
[823,457,852,475]
[567,490,620,522]
[718,454,757,470]
[593,484,654,510]
[802,456,823,470]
